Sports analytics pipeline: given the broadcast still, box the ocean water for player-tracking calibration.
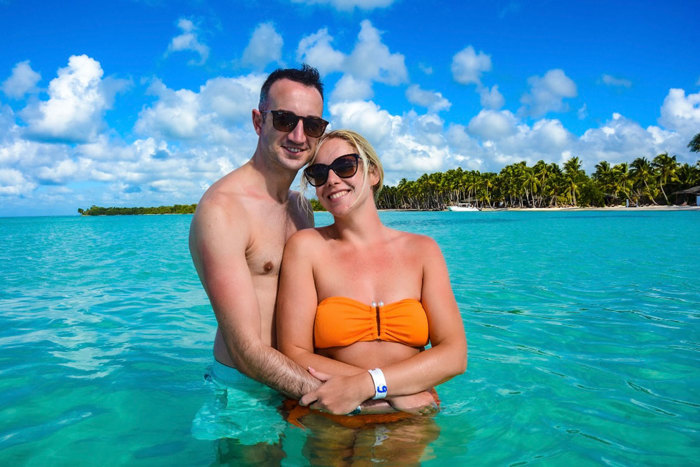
[1,211,698,465]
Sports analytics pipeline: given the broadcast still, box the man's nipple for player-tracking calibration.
[263,261,273,273]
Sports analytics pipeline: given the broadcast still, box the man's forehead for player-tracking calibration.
[267,79,323,111]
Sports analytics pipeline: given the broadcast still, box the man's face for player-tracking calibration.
[254,78,325,173]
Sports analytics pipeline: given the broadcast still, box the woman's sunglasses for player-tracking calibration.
[304,154,360,187]
[263,110,329,138]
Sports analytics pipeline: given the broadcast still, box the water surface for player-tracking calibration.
[1,211,698,465]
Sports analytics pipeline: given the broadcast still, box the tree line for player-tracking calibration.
[78,204,197,216]
[376,152,700,210]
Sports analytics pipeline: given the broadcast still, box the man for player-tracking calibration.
[189,65,325,398]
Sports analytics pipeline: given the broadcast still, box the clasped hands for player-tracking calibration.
[300,367,438,416]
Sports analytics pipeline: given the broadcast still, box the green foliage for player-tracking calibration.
[79,204,197,216]
[579,179,606,207]
[688,133,700,153]
[374,155,700,210]
[309,199,326,211]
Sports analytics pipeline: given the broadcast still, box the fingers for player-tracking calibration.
[299,392,317,407]
[307,366,331,381]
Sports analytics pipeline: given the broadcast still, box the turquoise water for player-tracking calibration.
[1,211,698,465]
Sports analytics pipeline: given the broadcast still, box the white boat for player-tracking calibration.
[448,203,481,212]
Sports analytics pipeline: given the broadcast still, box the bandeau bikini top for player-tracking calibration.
[314,296,429,349]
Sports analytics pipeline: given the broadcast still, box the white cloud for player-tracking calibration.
[345,20,407,86]
[167,18,209,65]
[296,28,345,75]
[418,63,433,75]
[451,46,491,86]
[36,158,84,184]
[137,82,201,140]
[0,168,37,195]
[329,100,396,144]
[479,85,504,109]
[406,84,451,113]
[578,112,682,168]
[135,74,263,142]
[242,22,284,69]
[602,74,632,88]
[658,88,700,135]
[331,75,373,102]
[520,69,577,117]
[21,55,124,143]
[298,21,407,101]
[289,0,395,10]
[468,109,518,141]
[577,104,588,120]
[2,61,41,99]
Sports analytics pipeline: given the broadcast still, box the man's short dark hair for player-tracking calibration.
[259,64,324,110]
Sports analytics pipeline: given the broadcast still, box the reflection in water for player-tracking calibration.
[290,410,440,465]
[214,438,285,466]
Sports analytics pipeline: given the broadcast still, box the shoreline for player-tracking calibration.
[375,205,700,213]
[479,205,700,212]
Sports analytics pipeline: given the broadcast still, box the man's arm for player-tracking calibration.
[189,195,319,399]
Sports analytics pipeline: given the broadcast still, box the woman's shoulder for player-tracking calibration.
[389,229,439,249]
[287,225,335,248]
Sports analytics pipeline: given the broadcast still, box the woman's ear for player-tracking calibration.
[368,165,380,190]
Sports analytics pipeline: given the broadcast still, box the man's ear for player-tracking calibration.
[252,109,263,135]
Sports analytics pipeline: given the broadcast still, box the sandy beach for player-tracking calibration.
[481,205,700,212]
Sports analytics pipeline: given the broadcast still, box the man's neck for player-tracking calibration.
[248,152,298,203]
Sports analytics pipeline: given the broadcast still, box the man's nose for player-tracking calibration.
[288,119,306,143]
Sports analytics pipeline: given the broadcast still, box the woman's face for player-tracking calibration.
[312,138,377,215]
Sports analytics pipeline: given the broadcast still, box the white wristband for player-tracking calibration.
[368,368,387,399]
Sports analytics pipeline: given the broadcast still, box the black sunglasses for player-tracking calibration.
[263,110,329,138]
[304,154,360,187]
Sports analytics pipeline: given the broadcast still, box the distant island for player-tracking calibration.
[78,204,197,216]
[78,201,328,216]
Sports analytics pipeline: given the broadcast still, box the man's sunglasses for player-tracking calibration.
[304,154,360,187]
[263,110,329,138]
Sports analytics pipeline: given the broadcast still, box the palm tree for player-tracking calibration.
[652,153,679,204]
[688,133,700,153]
[563,156,586,206]
[533,160,551,207]
[593,161,614,204]
[524,164,539,207]
[612,162,634,204]
[630,157,657,205]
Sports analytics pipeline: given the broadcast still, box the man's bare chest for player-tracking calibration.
[245,207,306,278]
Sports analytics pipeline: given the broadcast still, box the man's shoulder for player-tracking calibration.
[196,186,246,221]
[196,168,253,213]
[191,175,254,239]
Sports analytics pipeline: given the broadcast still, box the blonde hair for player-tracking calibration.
[300,129,384,201]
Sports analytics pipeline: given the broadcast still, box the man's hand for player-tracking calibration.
[300,368,438,416]
[300,367,375,415]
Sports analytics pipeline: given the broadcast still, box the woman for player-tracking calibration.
[277,129,467,420]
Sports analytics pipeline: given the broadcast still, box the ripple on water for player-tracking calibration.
[2,213,700,464]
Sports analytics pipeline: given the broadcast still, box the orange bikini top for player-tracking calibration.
[313,296,429,349]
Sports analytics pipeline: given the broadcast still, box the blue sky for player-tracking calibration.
[1,0,699,216]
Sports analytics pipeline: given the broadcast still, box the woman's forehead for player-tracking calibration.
[317,138,354,161]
